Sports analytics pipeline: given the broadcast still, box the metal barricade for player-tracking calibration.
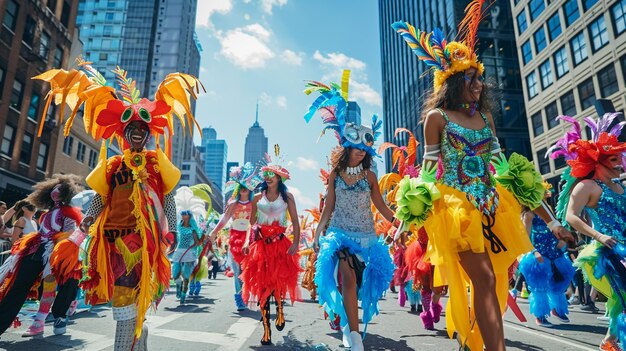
[0,239,11,266]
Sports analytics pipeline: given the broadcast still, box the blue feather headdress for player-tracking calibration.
[303,70,382,156]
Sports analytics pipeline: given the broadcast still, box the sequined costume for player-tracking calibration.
[240,193,302,305]
[0,205,82,335]
[397,110,533,348]
[315,174,395,334]
[576,181,626,339]
[171,223,198,304]
[518,215,574,320]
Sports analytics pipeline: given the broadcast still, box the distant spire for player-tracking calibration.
[253,99,260,127]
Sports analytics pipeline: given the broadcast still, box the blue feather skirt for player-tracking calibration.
[314,228,394,333]
[519,253,575,318]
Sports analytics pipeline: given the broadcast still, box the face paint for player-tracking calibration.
[124,121,150,150]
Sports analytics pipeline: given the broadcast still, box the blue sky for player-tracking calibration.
[194,0,383,212]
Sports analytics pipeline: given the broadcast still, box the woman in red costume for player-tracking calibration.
[0,174,83,337]
[208,162,262,311]
[240,147,302,345]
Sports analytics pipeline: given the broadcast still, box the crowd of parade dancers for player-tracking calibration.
[2,1,626,350]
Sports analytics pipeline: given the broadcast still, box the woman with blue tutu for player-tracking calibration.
[304,70,396,351]
[550,113,626,351]
[518,187,575,328]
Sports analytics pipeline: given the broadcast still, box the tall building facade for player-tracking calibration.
[378,0,531,172]
[244,104,269,166]
[346,101,362,124]
[512,0,626,185]
[201,127,228,192]
[179,146,223,214]
[76,0,201,168]
[0,0,79,204]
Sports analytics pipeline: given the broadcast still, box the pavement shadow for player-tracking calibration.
[0,334,87,351]
[505,339,546,350]
[163,304,211,313]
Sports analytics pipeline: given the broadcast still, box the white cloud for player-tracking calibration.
[217,24,274,69]
[244,14,251,20]
[259,92,273,106]
[276,96,287,109]
[289,186,316,209]
[350,81,382,107]
[200,67,207,72]
[313,50,366,70]
[261,0,288,14]
[295,157,318,170]
[280,49,303,66]
[196,0,233,28]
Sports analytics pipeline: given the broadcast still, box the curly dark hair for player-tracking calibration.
[420,71,495,123]
[27,174,83,209]
[330,146,372,174]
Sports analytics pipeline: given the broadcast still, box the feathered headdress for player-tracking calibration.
[392,0,490,92]
[174,186,206,234]
[303,69,382,156]
[260,144,290,181]
[224,162,263,198]
[547,113,626,178]
[33,58,204,156]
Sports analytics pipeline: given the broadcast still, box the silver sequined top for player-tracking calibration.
[328,174,376,235]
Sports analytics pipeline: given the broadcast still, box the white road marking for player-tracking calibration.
[504,321,597,351]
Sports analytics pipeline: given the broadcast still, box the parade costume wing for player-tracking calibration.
[189,184,214,218]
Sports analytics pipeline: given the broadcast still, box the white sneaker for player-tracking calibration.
[350,331,363,351]
[342,324,352,348]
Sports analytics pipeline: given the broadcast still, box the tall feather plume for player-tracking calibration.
[457,0,491,56]
[391,21,447,71]
[112,66,141,104]
[340,70,351,102]
[274,144,280,157]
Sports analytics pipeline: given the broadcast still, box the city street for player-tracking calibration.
[0,274,609,351]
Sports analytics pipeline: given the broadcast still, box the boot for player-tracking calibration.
[350,331,364,351]
[260,299,272,345]
[175,282,182,300]
[234,293,246,311]
[431,299,443,324]
[180,292,186,305]
[193,281,202,296]
[133,323,149,351]
[275,298,285,331]
[420,290,434,330]
[114,318,136,351]
[341,323,352,348]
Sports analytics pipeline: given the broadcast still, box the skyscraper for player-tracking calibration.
[76,0,201,168]
[201,127,228,192]
[244,103,269,166]
[378,0,531,172]
[512,0,626,185]
[346,101,362,125]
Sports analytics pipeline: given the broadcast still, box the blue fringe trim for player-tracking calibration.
[520,253,575,318]
[314,229,394,331]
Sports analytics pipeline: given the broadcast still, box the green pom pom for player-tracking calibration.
[495,153,545,209]
[394,176,441,226]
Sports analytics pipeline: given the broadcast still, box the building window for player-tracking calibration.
[539,59,553,89]
[554,46,569,78]
[532,112,544,137]
[613,0,626,36]
[88,149,97,169]
[20,133,33,164]
[560,90,577,116]
[181,174,190,180]
[182,164,191,170]
[547,12,562,41]
[564,0,580,27]
[530,0,546,21]
[63,136,73,155]
[546,101,560,129]
[37,143,48,171]
[23,16,36,46]
[3,0,19,31]
[39,31,51,59]
[99,53,108,61]
[517,11,528,34]
[554,156,567,169]
[105,12,114,21]
[537,147,550,174]
[76,142,86,162]
[622,54,626,85]
[583,0,599,11]
[527,72,539,98]
[570,31,588,66]
[10,79,24,110]
[522,40,533,65]
[103,26,112,37]
[589,16,609,52]
[54,47,63,67]
[578,77,596,110]
[61,1,71,28]
[598,64,619,97]
[47,0,57,12]
[1,125,15,155]
[534,27,547,53]
[27,92,40,119]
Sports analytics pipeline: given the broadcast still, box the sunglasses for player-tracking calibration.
[463,74,485,83]
[263,171,276,180]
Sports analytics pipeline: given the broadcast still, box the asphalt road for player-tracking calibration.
[0,273,610,350]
